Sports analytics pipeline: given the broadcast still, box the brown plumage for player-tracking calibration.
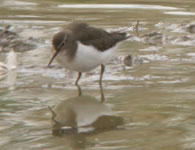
[48,22,130,85]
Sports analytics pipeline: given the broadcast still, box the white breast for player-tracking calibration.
[56,42,116,72]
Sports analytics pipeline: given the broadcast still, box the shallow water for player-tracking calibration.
[0,0,195,150]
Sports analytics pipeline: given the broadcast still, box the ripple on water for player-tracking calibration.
[3,1,37,6]
[140,54,168,61]
[58,4,179,10]
[187,53,195,57]
[139,46,162,52]
[164,11,195,16]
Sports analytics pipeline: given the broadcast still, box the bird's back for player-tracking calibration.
[66,22,129,51]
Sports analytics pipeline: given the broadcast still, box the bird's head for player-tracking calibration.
[48,32,68,67]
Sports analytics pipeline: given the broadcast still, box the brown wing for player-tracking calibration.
[68,22,129,51]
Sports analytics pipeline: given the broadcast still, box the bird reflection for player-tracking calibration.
[7,69,17,90]
[48,89,123,149]
[0,49,17,89]
[0,63,17,89]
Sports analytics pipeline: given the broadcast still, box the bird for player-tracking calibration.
[48,22,130,85]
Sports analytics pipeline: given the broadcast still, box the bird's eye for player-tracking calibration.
[57,41,65,50]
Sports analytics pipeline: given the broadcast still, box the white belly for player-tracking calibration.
[55,42,116,72]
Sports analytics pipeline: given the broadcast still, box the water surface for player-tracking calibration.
[0,0,195,150]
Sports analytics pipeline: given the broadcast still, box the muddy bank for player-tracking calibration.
[131,21,195,46]
[1,21,195,53]
[0,25,39,52]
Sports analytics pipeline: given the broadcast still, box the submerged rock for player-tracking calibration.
[123,55,144,67]
[189,24,195,33]
[0,25,37,52]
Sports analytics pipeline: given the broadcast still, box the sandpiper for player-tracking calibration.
[48,22,130,85]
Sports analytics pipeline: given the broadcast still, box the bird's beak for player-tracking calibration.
[48,34,68,67]
[48,50,61,67]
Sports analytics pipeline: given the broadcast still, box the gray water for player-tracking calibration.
[0,0,195,150]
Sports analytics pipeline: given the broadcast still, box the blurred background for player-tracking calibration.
[0,0,195,150]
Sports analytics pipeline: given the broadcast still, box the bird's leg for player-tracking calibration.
[99,81,105,102]
[99,64,105,85]
[75,84,82,96]
[75,72,82,85]
[99,64,105,102]
[48,106,60,127]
